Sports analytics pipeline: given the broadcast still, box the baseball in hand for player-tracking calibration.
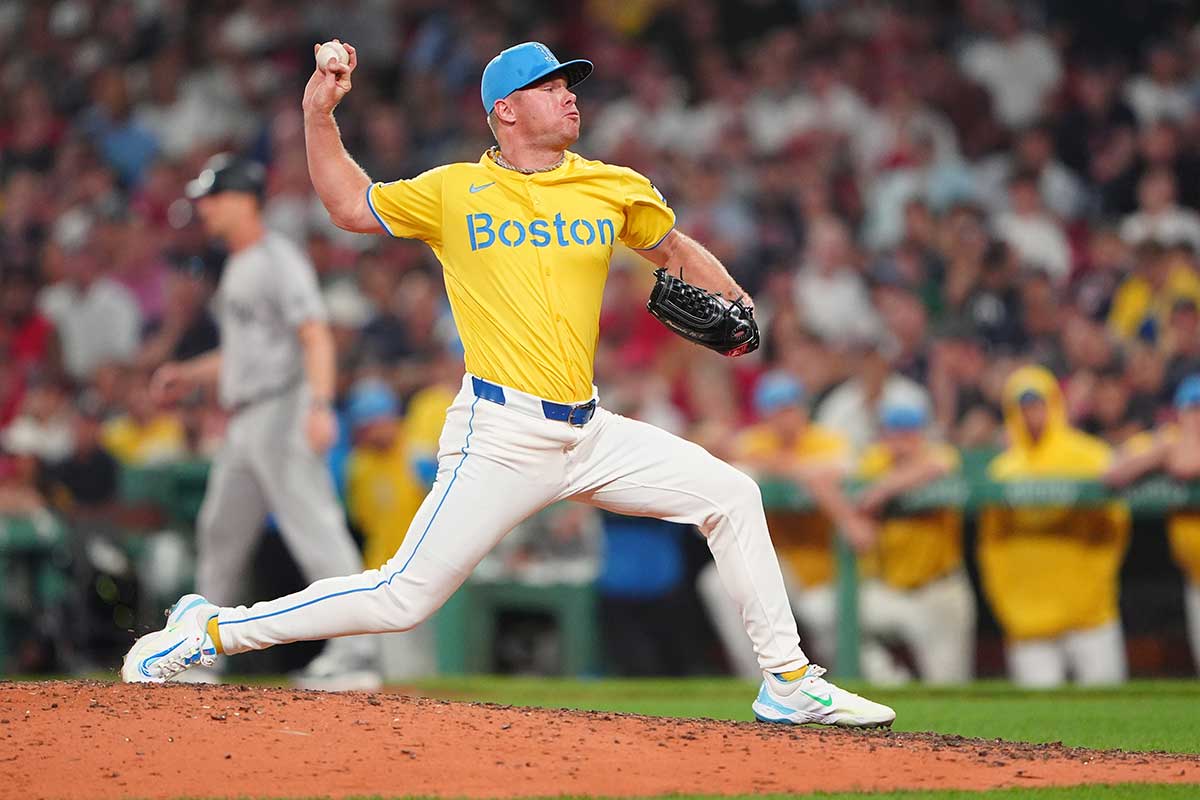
[316,41,349,72]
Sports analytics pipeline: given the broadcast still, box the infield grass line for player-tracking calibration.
[406,677,1200,754]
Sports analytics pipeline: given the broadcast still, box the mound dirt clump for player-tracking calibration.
[2,681,1196,798]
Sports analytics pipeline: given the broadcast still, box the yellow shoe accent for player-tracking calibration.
[778,665,809,682]
[207,616,224,654]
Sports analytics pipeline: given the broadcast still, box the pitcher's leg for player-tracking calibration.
[696,562,762,680]
[216,399,560,655]
[569,410,806,674]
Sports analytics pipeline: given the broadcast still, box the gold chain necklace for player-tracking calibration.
[488,146,564,174]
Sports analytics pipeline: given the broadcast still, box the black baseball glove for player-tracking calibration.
[646,268,760,357]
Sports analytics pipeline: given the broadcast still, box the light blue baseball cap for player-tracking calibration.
[346,380,398,430]
[754,371,806,416]
[481,42,593,113]
[1175,374,1200,409]
[880,403,929,431]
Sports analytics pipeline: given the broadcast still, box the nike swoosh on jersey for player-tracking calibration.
[469,182,496,193]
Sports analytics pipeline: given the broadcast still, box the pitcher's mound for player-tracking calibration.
[2,681,1196,798]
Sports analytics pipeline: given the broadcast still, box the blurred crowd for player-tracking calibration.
[4,0,1200,680]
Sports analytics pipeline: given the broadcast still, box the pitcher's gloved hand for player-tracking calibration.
[646,268,760,357]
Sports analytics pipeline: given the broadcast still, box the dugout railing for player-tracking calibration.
[759,473,1200,678]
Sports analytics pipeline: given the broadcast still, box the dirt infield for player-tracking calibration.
[2,681,1198,799]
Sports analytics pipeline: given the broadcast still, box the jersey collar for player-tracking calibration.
[480,149,576,180]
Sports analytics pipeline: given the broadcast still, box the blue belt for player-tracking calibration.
[471,376,597,427]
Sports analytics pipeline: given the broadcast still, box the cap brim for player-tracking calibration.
[520,58,593,94]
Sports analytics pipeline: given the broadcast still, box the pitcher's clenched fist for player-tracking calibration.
[303,39,357,116]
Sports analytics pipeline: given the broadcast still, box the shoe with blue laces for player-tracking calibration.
[121,594,219,683]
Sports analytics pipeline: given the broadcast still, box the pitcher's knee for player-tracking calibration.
[724,465,764,510]
[696,463,765,532]
[378,583,441,632]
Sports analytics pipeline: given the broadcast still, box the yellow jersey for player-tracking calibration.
[403,383,457,453]
[1122,429,1200,584]
[101,415,186,465]
[1107,259,1200,342]
[857,442,963,590]
[368,150,675,402]
[736,423,849,588]
[346,433,428,571]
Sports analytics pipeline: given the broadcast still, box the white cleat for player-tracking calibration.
[121,594,220,683]
[752,664,896,728]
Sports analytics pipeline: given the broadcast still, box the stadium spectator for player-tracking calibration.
[135,250,222,370]
[1106,375,1200,672]
[1162,298,1200,401]
[1124,40,1194,126]
[343,380,425,573]
[1,268,58,375]
[100,375,187,466]
[928,319,1000,446]
[1119,168,1200,253]
[816,340,932,454]
[37,235,142,383]
[993,170,1072,284]
[0,449,47,516]
[856,402,974,684]
[974,124,1086,220]
[958,6,1061,130]
[979,366,1130,687]
[47,400,120,517]
[1108,241,1200,345]
[1,377,74,465]
[792,218,880,346]
[1074,358,1146,446]
[78,66,159,188]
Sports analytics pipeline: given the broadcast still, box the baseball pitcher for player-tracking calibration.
[124,40,894,726]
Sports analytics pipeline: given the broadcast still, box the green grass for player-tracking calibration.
[164,788,1198,800]
[409,676,1200,754]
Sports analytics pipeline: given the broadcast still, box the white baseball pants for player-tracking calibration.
[215,375,810,675]
[1186,581,1200,673]
[859,570,976,685]
[697,562,835,680]
[1006,621,1128,687]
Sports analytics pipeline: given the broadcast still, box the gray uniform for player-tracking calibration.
[196,232,363,614]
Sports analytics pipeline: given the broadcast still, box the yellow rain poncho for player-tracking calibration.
[979,366,1130,640]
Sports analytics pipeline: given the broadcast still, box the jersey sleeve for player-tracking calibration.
[618,169,676,251]
[366,166,447,244]
[277,251,327,328]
